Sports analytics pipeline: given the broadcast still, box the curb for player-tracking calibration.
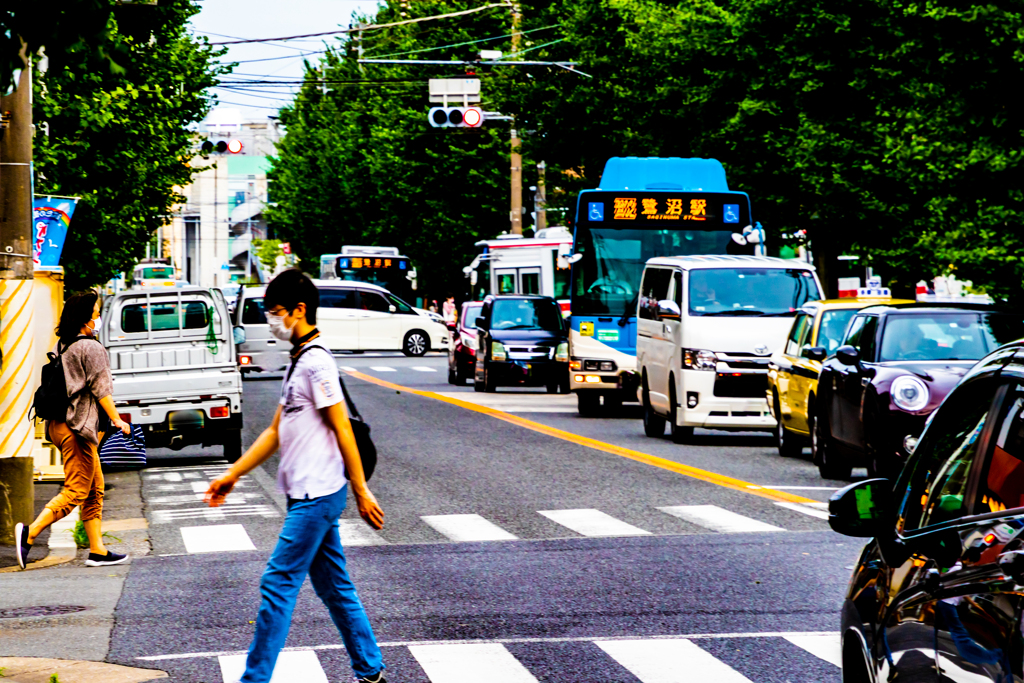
[0,657,167,683]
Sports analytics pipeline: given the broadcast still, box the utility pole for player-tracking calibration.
[509,2,523,235]
[0,56,36,544]
[535,161,547,232]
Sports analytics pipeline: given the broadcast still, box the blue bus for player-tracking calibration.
[567,157,762,415]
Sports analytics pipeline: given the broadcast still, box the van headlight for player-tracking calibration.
[491,341,507,362]
[555,342,569,363]
[683,348,717,371]
[891,376,929,412]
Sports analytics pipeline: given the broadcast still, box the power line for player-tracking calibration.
[366,24,559,59]
[209,3,511,45]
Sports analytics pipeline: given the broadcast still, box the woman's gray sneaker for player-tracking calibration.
[14,522,30,570]
[85,550,129,567]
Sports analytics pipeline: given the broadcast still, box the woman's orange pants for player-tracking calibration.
[45,421,104,522]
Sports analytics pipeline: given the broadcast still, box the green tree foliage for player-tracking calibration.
[32,0,228,291]
[501,0,1024,299]
[265,1,513,299]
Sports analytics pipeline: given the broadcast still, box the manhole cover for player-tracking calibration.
[0,605,90,618]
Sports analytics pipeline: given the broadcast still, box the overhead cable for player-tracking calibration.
[366,23,560,59]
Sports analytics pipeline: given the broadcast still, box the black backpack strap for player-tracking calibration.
[286,344,362,420]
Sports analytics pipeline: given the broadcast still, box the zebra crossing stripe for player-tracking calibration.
[538,509,651,537]
[421,514,518,542]
[370,366,396,372]
[657,505,784,533]
[339,366,358,372]
[774,501,830,520]
[151,505,279,524]
[412,366,437,372]
[783,633,842,667]
[409,643,539,683]
[338,519,390,546]
[596,638,755,683]
[181,524,256,554]
[218,650,328,683]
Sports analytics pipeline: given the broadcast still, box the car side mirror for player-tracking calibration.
[566,253,583,265]
[475,316,487,330]
[803,346,827,362]
[233,326,246,346]
[836,345,860,367]
[388,304,397,314]
[657,299,681,321]
[828,478,890,537]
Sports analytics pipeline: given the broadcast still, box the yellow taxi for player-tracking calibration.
[766,297,912,457]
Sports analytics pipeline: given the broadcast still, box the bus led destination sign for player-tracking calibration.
[584,192,749,227]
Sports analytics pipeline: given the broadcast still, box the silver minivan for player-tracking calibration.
[232,286,289,375]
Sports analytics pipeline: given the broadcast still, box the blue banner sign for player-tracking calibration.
[33,196,79,269]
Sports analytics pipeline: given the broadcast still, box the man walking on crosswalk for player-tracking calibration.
[205,268,387,683]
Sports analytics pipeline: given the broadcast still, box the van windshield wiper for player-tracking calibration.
[701,309,766,317]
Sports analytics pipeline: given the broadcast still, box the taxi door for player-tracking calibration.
[784,312,818,435]
[776,311,811,430]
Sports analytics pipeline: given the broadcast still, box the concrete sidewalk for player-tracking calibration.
[0,471,159,676]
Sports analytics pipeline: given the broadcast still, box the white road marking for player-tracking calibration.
[151,505,279,524]
[657,505,784,533]
[136,631,841,661]
[219,649,328,683]
[538,509,651,537]
[774,501,830,520]
[161,472,183,482]
[409,643,539,683]
[596,638,755,682]
[412,366,437,372]
[180,524,256,554]
[421,514,518,542]
[435,392,578,413]
[783,633,842,667]
[338,519,390,546]
[148,494,253,506]
[338,366,358,372]
[190,481,212,493]
[370,366,396,372]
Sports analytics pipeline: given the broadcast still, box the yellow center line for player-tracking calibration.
[345,369,820,506]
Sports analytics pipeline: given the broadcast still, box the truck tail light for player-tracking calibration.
[239,355,252,365]
[210,406,230,418]
[118,413,132,423]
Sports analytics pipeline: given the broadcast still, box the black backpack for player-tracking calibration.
[287,344,377,481]
[31,337,87,422]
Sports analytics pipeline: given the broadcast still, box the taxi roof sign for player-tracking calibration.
[858,287,891,298]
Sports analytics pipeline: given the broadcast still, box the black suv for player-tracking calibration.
[831,339,1024,682]
[473,295,570,393]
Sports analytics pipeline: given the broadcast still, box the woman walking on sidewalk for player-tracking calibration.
[14,291,132,570]
[205,269,387,683]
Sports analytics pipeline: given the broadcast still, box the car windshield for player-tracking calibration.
[687,268,821,317]
[491,299,562,331]
[880,313,1024,362]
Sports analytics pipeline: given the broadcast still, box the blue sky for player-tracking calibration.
[192,0,382,119]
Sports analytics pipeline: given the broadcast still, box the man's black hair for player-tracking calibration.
[263,268,318,325]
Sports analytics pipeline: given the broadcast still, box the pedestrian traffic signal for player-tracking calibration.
[428,107,484,128]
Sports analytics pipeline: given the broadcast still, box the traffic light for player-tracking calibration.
[199,139,243,155]
[428,107,483,128]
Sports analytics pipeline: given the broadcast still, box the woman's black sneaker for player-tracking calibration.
[85,550,129,567]
[14,522,30,570]
[356,673,386,683]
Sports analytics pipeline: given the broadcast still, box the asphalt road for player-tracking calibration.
[111,352,864,682]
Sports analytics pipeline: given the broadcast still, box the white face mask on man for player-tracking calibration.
[267,311,296,342]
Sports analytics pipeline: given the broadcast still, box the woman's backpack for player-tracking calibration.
[30,337,87,422]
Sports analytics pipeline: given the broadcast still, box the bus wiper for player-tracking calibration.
[702,309,766,316]
[619,293,639,327]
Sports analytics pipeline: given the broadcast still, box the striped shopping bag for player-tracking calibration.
[98,424,147,471]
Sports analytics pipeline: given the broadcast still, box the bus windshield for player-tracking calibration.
[572,227,732,317]
[139,267,172,280]
[687,268,820,317]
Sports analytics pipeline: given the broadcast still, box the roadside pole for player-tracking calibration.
[509,3,523,235]
[0,61,36,544]
[535,161,546,231]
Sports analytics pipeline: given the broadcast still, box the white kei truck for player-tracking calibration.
[99,286,244,461]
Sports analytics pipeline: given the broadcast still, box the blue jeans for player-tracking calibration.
[241,485,384,682]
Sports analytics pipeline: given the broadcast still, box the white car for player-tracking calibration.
[636,255,823,442]
[313,280,449,356]
[232,285,290,375]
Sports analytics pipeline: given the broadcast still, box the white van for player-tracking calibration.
[636,255,822,442]
[313,280,449,356]
[232,286,289,375]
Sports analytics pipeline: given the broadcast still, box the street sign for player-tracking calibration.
[428,78,481,107]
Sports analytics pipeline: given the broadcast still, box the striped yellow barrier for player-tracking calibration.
[0,278,35,458]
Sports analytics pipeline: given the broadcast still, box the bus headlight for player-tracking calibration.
[491,341,507,362]
[555,342,569,363]
[892,376,929,412]
[683,348,717,371]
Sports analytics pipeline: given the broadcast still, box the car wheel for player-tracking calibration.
[578,391,600,417]
[814,409,851,480]
[473,375,484,392]
[223,430,243,464]
[669,385,693,444]
[403,330,429,357]
[841,633,873,683]
[642,378,666,438]
[775,397,803,458]
[484,370,497,393]
[864,402,894,479]
[448,366,459,385]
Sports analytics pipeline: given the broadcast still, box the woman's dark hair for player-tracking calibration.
[57,291,99,341]
[264,268,318,324]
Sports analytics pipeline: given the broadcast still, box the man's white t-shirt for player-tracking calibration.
[277,341,348,499]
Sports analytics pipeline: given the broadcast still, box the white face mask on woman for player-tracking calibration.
[267,311,296,342]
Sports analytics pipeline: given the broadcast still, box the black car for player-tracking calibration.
[813,304,1024,480]
[831,340,1024,683]
[473,295,570,393]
